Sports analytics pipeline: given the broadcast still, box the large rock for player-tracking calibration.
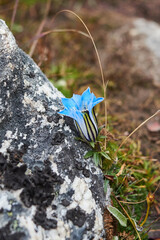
[104,17,160,88]
[0,20,105,240]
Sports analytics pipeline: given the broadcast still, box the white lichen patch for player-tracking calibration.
[59,181,69,195]
[25,168,32,175]
[0,191,12,211]
[58,118,65,126]
[36,82,54,98]
[6,90,10,98]
[55,146,62,155]
[58,176,104,236]
[50,161,59,175]
[5,130,13,138]
[59,176,71,195]
[34,100,45,112]
[46,206,53,219]
[25,117,36,127]
[40,115,55,129]
[50,104,59,111]
[93,209,104,237]
[7,62,14,71]
[69,177,96,214]
[23,93,46,113]
[12,189,23,203]
[0,19,17,51]
[0,129,18,154]
[64,125,71,133]
[87,162,101,175]
[23,134,27,139]
[36,81,63,100]
[18,207,44,240]
[44,221,70,240]
[24,79,32,88]
[18,142,24,150]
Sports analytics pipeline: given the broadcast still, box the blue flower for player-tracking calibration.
[59,87,104,142]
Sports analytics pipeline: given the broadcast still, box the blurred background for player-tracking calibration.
[0,0,160,239]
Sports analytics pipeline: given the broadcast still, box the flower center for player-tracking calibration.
[81,102,88,111]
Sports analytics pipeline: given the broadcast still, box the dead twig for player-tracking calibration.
[29,0,51,57]
[10,0,19,30]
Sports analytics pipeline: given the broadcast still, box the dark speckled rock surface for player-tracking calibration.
[0,20,106,240]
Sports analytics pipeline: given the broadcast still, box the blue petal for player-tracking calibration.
[80,87,93,110]
[72,94,82,109]
[61,98,77,110]
[58,109,73,117]
[59,108,82,123]
[92,97,104,108]
[81,87,91,102]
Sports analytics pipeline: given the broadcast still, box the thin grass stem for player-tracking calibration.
[115,110,160,157]
[113,193,142,240]
[119,199,146,204]
[50,9,107,148]
[10,0,19,30]
[33,29,90,40]
[29,0,51,57]
[140,202,150,227]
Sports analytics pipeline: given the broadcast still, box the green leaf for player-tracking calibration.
[113,237,119,240]
[90,141,95,148]
[12,23,23,33]
[100,152,111,160]
[75,137,84,141]
[149,176,160,185]
[104,179,109,193]
[107,205,127,227]
[84,151,93,159]
[98,125,105,132]
[98,135,107,139]
[93,152,100,166]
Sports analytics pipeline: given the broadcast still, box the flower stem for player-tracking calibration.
[95,142,101,152]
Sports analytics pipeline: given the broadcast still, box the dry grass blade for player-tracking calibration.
[32,29,90,41]
[119,199,146,204]
[29,0,51,57]
[10,0,19,30]
[115,110,160,157]
[50,9,107,147]
[112,193,142,240]
[144,216,160,231]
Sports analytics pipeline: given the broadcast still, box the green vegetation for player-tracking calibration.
[83,127,160,239]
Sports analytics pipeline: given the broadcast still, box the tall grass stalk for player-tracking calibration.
[10,0,19,30]
[31,9,107,148]
[115,110,160,157]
